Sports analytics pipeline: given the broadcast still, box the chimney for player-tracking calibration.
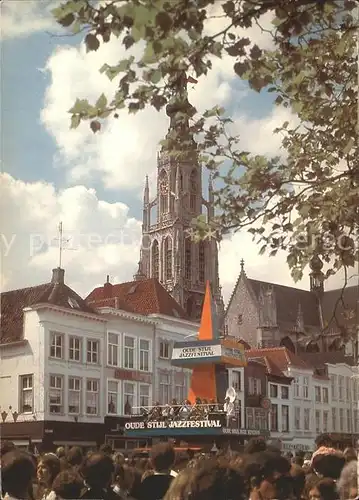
[103,275,113,298]
[51,267,65,284]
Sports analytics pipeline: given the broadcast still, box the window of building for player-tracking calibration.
[270,384,278,398]
[108,333,119,367]
[69,337,81,362]
[304,408,310,430]
[159,340,170,359]
[189,169,197,212]
[68,377,81,414]
[86,379,99,415]
[294,407,301,430]
[322,387,329,403]
[20,375,33,413]
[233,371,241,392]
[338,376,344,400]
[124,382,135,414]
[303,377,309,399]
[107,380,119,414]
[139,384,150,408]
[270,404,278,431]
[124,336,135,369]
[281,386,289,399]
[49,375,64,414]
[347,408,351,432]
[175,373,186,403]
[315,386,321,403]
[246,407,254,429]
[323,411,329,432]
[87,340,99,364]
[139,339,150,372]
[346,377,350,401]
[249,377,261,395]
[254,408,268,430]
[330,374,337,400]
[159,171,168,214]
[50,332,63,359]
[339,408,344,430]
[152,240,160,280]
[159,372,171,404]
[199,242,205,283]
[353,379,358,402]
[281,405,289,432]
[315,410,321,433]
[354,409,359,433]
[185,238,191,280]
[294,377,300,398]
[332,407,337,431]
[164,237,172,280]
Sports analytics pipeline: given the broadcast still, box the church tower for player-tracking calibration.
[135,71,224,321]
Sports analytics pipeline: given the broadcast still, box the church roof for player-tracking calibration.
[1,270,96,345]
[86,278,188,319]
[247,279,320,327]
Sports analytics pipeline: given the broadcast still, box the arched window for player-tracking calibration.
[185,238,191,280]
[164,237,172,280]
[199,241,205,283]
[189,169,197,212]
[159,170,169,214]
[151,240,159,280]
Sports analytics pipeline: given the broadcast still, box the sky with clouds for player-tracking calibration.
[0,1,347,302]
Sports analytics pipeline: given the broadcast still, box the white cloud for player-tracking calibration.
[0,0,59,39]
[40,6,276,192]
[0,173,141,295]
[1,173,348,305]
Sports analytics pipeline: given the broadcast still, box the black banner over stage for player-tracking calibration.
[124,419,222,430]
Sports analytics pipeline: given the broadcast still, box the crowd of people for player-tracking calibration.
[1,434,358,500]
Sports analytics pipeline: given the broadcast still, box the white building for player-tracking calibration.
[0,268,107,449]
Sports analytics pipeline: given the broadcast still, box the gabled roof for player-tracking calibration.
[86,278,188,319]
[248,279,320,327]
[1,279,96,344]
[246,346,311,373]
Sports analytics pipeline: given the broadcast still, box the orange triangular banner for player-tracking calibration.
[198,280,218,341]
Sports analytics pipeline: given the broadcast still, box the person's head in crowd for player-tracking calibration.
[315,433,333,449]
[244,438,267,455]
[186,459,245,500]
[150,442,175,473]
[337,459,358,500]
[0,441,16,457]
[56,447,66,459]
[66,446,83,468]
[290,464,306,500]
[243,451,292,500]
[113,452,125,466]
[343,447,357,463]
[59,457,70,471]
[81,452,114,490]
[308,477,339,500]
[37,453,61,489]
[1,450,36,499]
[113,464,135,495]
[100,443,113,456]
[51,470,84,499]
[164,468,194,500]
[311,447,345,480]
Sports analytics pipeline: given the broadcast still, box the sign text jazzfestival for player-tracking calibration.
[124,419,221,430]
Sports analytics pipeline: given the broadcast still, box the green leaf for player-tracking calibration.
[70,115,81,129]
[142,43,157,64]
[57,13,75,27]
[85,33,100,52]
[96,93,107,110]
[150,69,162,84]
[68,98,90,115]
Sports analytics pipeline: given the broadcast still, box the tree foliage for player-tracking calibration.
[52,0,358,286]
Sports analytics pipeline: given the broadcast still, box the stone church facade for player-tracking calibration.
[134,72,224,321]
[226,260,358,358]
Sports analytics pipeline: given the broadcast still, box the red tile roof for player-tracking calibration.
[86,278,188,319]
[1,282,96,344]
[246,346,311,373]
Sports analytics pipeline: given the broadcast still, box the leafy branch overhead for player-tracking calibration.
[53,0,358,285]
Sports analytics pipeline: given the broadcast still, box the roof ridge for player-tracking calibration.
[1,282,52,295]
[248,278,312,293]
